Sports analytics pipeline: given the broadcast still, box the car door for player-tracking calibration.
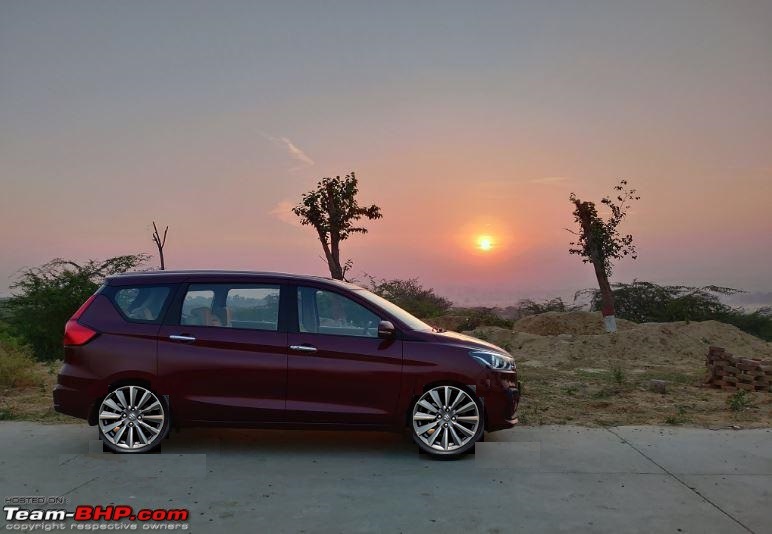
[286,285,403,426]
[157,281,287,424]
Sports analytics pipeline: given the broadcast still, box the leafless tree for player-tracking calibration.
[151,222,169,271]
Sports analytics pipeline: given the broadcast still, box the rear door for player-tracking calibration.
[157,281,288,423]
[286,285,403,426]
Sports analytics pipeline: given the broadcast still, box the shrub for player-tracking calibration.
[577,281,772,341]
[455,308,514,330]
[366,276,452,318]
[5,255,149,360]
[0,331,41,388]
[727,390,752,412]
[517,297,580,316]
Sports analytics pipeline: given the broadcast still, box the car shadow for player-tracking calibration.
[160,427,420,458]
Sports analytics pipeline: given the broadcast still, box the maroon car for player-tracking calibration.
[54,271,520,457]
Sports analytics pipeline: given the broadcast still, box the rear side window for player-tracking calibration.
[113,286,171,322]
[180,284,280,331]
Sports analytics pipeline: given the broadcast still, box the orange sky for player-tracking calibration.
[1,1,771,303]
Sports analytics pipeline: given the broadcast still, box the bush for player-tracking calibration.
[577,281,772,341]
[454,308,514,330]
[0,330,41,388]
[5,255,149,360]
[366,276,452,318]
[517,297,580,316]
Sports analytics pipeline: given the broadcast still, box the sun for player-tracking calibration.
[476,235,494,251]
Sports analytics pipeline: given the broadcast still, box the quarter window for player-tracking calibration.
[298,287,380,338]
[180,284,280,331]
[113,286,171,322]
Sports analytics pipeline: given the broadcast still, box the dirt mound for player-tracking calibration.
[513,311,636,336]
[469,313,772,371]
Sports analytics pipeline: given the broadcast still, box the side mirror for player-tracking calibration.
[377,320,396,339]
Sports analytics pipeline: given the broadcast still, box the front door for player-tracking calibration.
[286,286,403,426]
[157,282,287,423]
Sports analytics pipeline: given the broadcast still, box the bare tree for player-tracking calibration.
[293,172,382,280]
[151,222,169,271]
[568,180,640,332]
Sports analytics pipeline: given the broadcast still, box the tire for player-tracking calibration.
[410,385,483,457]
[97,385,170,454]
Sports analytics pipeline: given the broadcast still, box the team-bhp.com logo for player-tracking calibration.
[4,505,189,530]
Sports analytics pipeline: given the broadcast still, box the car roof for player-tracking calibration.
[105,270,360,289]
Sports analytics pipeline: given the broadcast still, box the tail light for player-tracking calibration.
[63,294,98,346]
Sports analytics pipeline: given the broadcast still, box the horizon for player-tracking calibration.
[2,1,771,301]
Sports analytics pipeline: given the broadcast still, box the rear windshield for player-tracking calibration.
[113,286,171,322]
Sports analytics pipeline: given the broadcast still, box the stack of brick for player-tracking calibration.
[705,346,772,392]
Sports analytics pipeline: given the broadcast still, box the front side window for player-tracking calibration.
[180,284,280,331]
[298,287,380,338]
[113,286,171,322]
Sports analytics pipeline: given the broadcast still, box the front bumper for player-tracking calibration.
[482,372,521,431]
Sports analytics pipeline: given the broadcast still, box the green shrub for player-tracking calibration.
[577,281,772,341]
[5,255,148,360]
[366,276,452,318]
[517,297,580,316]
[727,390,752,412]
[0,333,41,388]
[455,308,514,330]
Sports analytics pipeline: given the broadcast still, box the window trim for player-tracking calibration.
[174,282,285,333]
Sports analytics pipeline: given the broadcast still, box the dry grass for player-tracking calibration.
[0,337,79,423]
[470,312,772,429]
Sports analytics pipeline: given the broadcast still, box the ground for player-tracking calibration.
[466,312,772,428]
[1,422,769,533]
[2,311,770,427]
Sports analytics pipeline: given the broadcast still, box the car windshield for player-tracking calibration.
[352,288,434,332]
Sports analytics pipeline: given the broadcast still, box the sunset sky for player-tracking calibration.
[1,1,771,304]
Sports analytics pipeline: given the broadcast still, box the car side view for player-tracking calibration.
[54,271,520,457]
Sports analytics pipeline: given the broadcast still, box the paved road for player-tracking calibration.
[1,422,770,533]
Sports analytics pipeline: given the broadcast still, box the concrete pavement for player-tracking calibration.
[1,422,770,533]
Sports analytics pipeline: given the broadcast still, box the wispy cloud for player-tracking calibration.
[529,176,570,185]
[270,200,302,227]
[263,133,314,170]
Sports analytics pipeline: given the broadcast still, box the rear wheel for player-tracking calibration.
[97,385,169,453]
[411,385,483,457]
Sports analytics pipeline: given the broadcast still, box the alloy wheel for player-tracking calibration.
[98,386,166,450]
[412,386,481,453]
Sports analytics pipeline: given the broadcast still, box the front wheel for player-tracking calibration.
[411,385,483,457]
[97,385,169,453]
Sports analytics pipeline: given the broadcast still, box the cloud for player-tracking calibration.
[270,200,302,227]
[529,176,570,185]
[263,133,314,170]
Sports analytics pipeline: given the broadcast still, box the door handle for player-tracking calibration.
[169,334,196,342]
[289,344,318,353]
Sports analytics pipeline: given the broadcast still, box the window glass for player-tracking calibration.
[226,287,280,330]
[298,287,380,338]
[181,284,280,331]
[114,286,171,322]
[181,289,215,326]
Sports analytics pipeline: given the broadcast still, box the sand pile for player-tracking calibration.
[513,311,636,336]
[468,311,772,371]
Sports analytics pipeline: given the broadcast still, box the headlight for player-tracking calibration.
[469,349,515,371]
